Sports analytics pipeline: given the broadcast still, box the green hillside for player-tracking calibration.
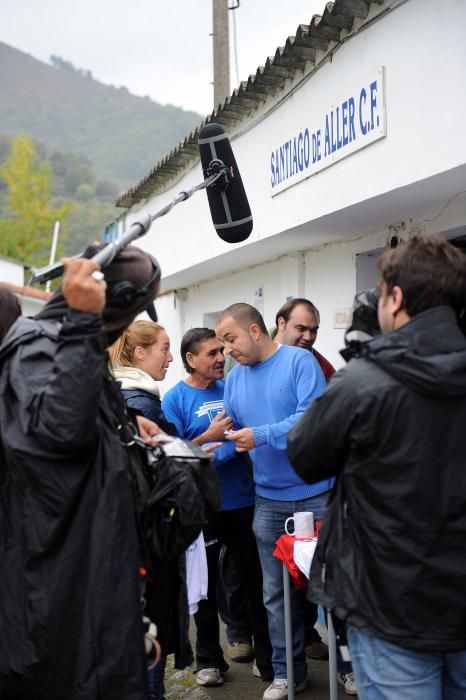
[0,134,122,262]
[0,42,201,189]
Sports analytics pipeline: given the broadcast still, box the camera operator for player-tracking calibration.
[0,247,161,699]
[288,234,466,699]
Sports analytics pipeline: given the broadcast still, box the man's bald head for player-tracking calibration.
[216,303,268,335]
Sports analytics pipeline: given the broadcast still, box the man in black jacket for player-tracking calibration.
[0,249,162,700]
[288,234,466,699]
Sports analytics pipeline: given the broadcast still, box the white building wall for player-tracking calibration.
[158,253,307,391]
[159,227,391,389]
[128,0,466,289]
[122,0,466,390]
[0,258,24,286]
[20,297,47,316]
[1,259,50,317]
[304,229,391,369]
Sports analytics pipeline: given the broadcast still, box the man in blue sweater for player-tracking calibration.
[216,303,332,700]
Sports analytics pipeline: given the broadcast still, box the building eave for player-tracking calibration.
[116,0,386,209]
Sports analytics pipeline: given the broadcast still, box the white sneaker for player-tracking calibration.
[263,678,308,700]
[196,667,224,686]
[252,661,262,678]
[337,671,358,696]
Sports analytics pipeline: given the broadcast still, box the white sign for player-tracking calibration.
[333,307,352,329]
[254,285,264,314]
[270,68,386,195]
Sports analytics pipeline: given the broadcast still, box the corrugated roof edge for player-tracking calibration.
[116,0,386,209]
[1,281,53,301]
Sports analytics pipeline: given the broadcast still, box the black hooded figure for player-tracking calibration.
[0,246,162,700]
[339,288,380,362]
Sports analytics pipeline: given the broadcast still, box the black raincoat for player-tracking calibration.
[0,311,148,699]
[288,305,466,652]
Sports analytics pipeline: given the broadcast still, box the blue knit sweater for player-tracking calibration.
[224,344,334,500]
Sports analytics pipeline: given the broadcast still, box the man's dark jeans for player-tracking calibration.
[194,506,272,678]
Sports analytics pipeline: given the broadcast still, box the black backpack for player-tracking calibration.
[107,375,221,563]
[141,437,221,561]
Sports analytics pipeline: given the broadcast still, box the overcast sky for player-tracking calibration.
[3,0,325,115]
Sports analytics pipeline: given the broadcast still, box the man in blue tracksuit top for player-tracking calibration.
[216,303,333,700]
[162,328,272,688]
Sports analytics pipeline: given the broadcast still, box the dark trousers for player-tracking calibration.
[304,600,320,643]
[217,544,251,643]
[194,506,273,677]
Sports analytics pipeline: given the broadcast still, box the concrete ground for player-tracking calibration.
[162,619,350,700]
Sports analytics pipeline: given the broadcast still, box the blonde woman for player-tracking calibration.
[109,320,186,700]
[109,319,177,435]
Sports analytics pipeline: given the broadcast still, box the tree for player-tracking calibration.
[75,183,95,202]
[50,55,93,80]
[0,135,71,265]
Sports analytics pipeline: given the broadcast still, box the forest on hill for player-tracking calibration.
[0,41,201,188]
[0,41,203,268]
[0,134,123,265]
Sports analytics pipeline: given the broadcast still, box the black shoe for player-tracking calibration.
[305,641,329,660]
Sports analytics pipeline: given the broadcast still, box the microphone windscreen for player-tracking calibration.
[198,123,253,243]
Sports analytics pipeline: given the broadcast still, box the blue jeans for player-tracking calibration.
[147,655,166,700]
[253,492,329,682]
[348,626,466,700]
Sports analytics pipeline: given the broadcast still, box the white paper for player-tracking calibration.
[293,537,318,578]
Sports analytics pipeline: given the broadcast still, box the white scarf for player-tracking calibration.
[112,366,160,398]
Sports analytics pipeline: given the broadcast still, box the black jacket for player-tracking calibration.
[0,313,148,699]
[288,306,466,652]
[119,388,193,670]
[122,389,178,436]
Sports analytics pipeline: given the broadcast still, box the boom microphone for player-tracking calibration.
[31,126,251,285]
[199,123,253,243]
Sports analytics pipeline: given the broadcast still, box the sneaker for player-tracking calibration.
[227,640,254,662]
[252,661,274,681]
[263,678,308,700]
[305,640,329,660]
[337,672,358,696]
[252,661,262,678]
[196,668,224,686]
